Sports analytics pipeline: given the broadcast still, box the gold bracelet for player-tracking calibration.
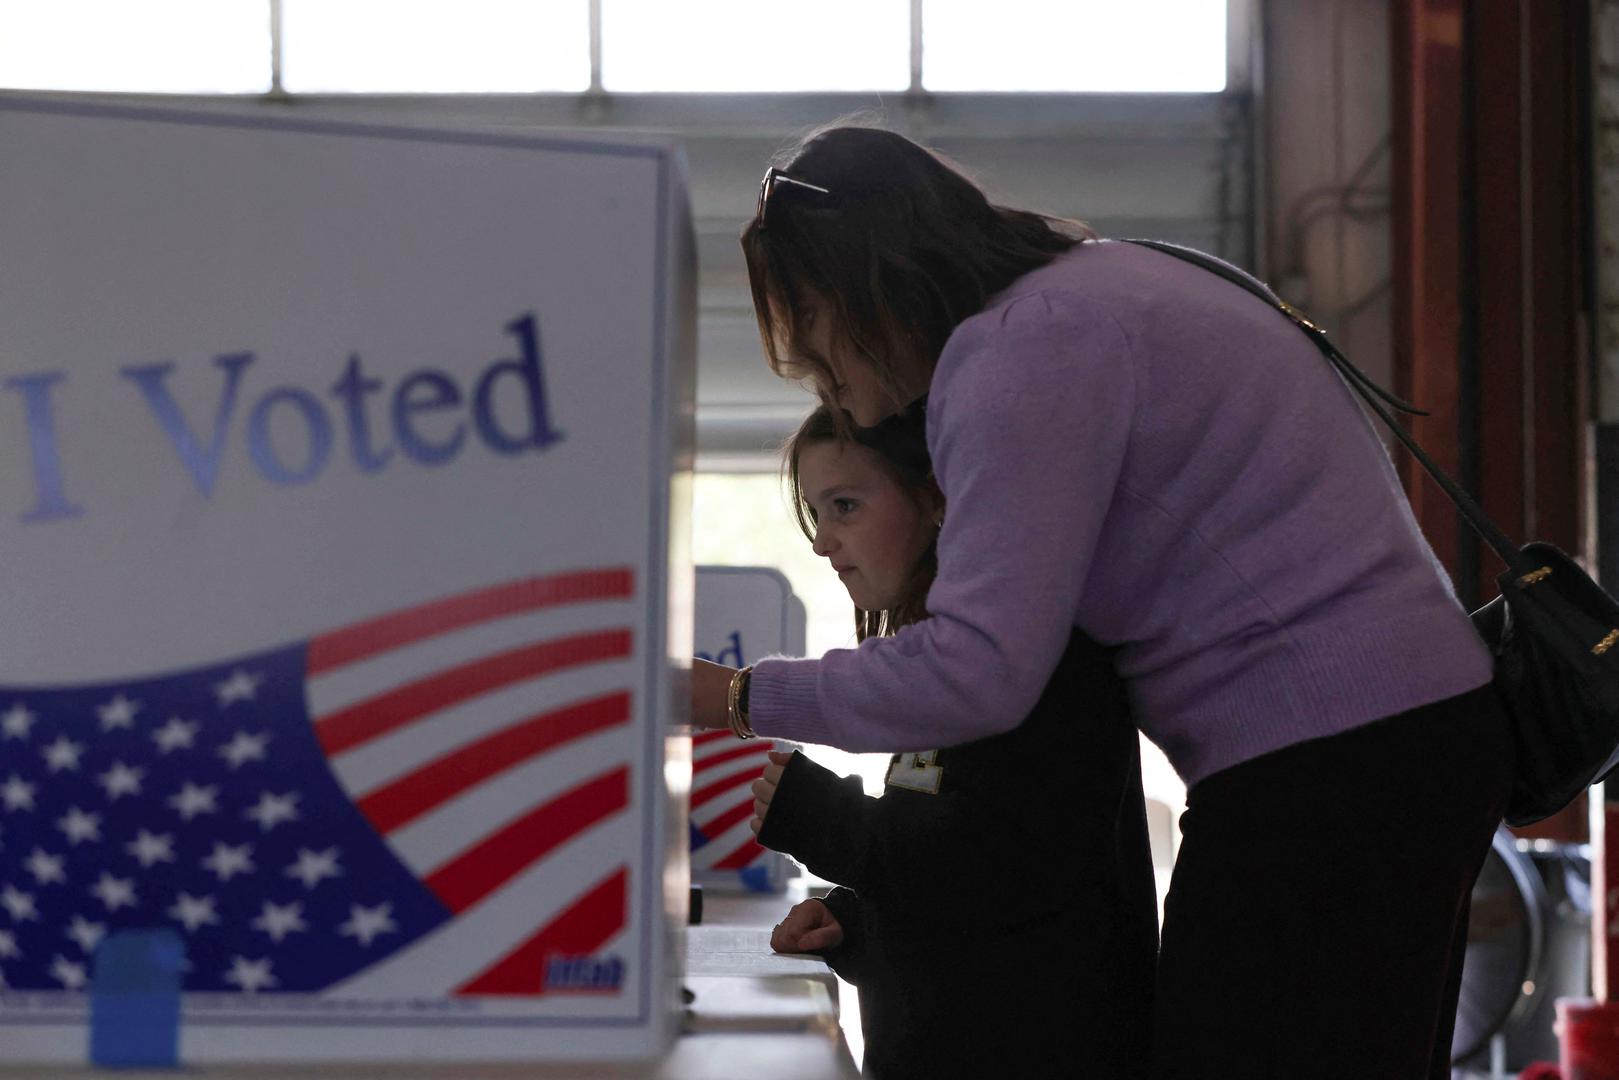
[726,665,755,740]
[727,666,754,739]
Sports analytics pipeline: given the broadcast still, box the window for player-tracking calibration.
[279,0,588,93]
[923,0,1227,92]
[600,0,908,93]
[0,0,270,94]
[0,1,1231,95]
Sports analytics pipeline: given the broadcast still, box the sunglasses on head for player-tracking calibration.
[755,167,831,229]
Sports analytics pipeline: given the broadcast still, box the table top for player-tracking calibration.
[0,881,860,1080]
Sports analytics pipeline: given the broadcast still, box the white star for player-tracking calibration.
[222,955,276,994]
[217,731,269,769]
[1,885,38,922]
[244,791,300,833]
[284,847,343,890]
[214,669,262,707]
[24,847,65,886]
[168,892,220,933]
[56,806,102,846]
[1,703,35,741]
[89,872,137,912]
[150,716,198,754]
[1,776,36,812]
[202,841,254,882]
[251,900,308,944]
[339,902,397,948]
[96,694,140,732]
[64,914,106,954]
[125,829,175,869]
[49,954,86,990]
[96,761,144,801]
[40,736,83,773]
[0,929,18,958]
[168,782,219,822]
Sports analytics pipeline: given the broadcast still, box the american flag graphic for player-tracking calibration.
[688,731,772,888]
[0,567,639,999]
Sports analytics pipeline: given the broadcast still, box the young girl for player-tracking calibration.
[752,405,1158,1080]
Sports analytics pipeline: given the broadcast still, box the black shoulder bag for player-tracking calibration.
[1127,238,1619,827]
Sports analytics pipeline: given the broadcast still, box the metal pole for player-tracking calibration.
[268,0,285,98]
[590,0,604,93]
[909,0,923,94]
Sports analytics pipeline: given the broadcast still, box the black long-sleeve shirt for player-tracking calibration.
[758,630,1158,1079]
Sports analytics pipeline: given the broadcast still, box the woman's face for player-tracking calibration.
[798,439,940,612]
[795,298,894,427]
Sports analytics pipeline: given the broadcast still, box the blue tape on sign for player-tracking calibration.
[90,928,184,1068]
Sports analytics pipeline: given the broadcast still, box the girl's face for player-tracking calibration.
[798,440,940,612]
[795,298,895,427]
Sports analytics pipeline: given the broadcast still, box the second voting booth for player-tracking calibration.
[691,567,804,894]
[0,97,694,1065]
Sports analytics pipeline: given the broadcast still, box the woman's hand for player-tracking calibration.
[690,658,737,730]
[749,750,792,834]
[770,898,844,953]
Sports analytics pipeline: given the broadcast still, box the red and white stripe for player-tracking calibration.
[306,568,640,999]
[689,730,772,874]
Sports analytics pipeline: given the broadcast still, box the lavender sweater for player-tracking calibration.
[749,241,1493,785]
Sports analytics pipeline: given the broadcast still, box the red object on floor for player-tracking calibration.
[1559,999,1619,1079]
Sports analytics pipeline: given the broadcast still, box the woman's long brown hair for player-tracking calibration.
[742,123,1094,415]
[785,405,939,642]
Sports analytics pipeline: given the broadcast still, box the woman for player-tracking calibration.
[694,125,1508,1078]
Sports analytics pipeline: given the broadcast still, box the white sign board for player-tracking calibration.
[0,97,692,1065]
[691,567,804,893]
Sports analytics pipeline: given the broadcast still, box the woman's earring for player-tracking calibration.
[933,515,945,529]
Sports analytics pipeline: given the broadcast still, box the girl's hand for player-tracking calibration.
[690,658,737,730]
[749,750,793,834]
[771,899,843,953]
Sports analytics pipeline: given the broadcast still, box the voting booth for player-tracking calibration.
[691,567,805,894]
[0,97,693,1065]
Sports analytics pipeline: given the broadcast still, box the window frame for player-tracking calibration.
[264,0,1249,98]
[0,0,1252,98]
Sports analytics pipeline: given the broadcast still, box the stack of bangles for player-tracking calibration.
[727,664,755,740]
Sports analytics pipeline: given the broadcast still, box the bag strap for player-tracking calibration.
[1122,238,1526,571]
